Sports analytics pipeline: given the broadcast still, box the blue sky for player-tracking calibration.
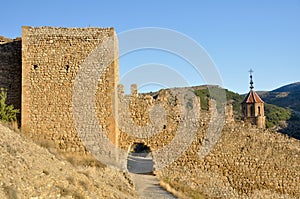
[1,0,299,93]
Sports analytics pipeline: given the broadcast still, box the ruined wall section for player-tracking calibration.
[0,36,22,113]
[117,85,182,153]
[22,27,118,152]
[117,85,218,170]
[116,85,298,198]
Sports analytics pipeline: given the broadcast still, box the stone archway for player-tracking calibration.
[127,143,154,174]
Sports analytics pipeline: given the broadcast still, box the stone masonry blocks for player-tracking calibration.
[21,26,119,152]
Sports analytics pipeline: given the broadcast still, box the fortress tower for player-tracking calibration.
[21,26,119,152]
[242,70,265,128]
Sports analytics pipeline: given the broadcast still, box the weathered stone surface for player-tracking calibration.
[21,26,118,153]
[158,122,300,198]
[0,27,299,198]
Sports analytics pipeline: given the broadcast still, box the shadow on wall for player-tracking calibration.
[127,143,154,174]
[0,38,22,123]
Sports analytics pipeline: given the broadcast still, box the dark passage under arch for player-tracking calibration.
[127,143,154,174]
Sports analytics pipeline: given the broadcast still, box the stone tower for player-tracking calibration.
[21,27,119,152]
[242,70,265,128]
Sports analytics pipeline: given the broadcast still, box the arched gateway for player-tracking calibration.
[127,143,154,174]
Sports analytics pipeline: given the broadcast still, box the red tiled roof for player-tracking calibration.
[242,90,264,104]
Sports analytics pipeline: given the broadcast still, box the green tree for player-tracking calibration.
[265,103,291,128]
[0,89,19,122]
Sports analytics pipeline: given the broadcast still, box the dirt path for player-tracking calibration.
[130,173,177,199]
[127,154,177,199]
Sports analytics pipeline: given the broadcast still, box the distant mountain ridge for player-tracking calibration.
[272,82,300,92]
[260,82,300,112]
[259,82,300,139]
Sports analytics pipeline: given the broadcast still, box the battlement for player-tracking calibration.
[0,27,298,198]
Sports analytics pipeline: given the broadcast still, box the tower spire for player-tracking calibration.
[249,69,254,90]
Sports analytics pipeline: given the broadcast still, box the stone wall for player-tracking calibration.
[0,36,22,115]
[116,84,299,198]
[21,26,119,152]
[117,85,186,169]
[1,27,298,198]
[117,85,231,171]
[158,121,300,198]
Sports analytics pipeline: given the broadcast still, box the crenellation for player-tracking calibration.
[130,84,138,97]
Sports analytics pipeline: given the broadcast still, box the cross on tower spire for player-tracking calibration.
[249,69,254,89]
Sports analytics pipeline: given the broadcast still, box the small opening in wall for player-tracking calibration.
[33,65,38,70]
[66,65,70,73]
[250,105,254,116]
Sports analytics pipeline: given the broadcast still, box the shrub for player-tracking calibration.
[194,89,209,110]
[0,88,19,122]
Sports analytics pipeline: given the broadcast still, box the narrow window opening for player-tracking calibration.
[66,65,70,73]
[250,105,254,116]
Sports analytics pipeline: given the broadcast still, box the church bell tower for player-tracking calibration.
[242,70,266,128]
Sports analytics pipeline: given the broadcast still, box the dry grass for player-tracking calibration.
[57,186,84,199]
[161,177,206,199]
[0,121,20,133]
[3,185,18,199]
[17,126,107,171]
[35,138,56,149]
[64,153,106,169]
[32,137,106,169]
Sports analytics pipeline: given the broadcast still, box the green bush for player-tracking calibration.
[194,88,244,116]
[225,89,244,118]
[0,89,19,122]
[194,89,209,110]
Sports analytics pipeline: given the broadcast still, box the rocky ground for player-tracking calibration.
[0,124,139,199]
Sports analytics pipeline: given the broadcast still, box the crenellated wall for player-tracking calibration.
[0,27,298,199]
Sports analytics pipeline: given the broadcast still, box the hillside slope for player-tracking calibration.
[0,124,138,198]
[261,82,300,112]
[260,82,300,139]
